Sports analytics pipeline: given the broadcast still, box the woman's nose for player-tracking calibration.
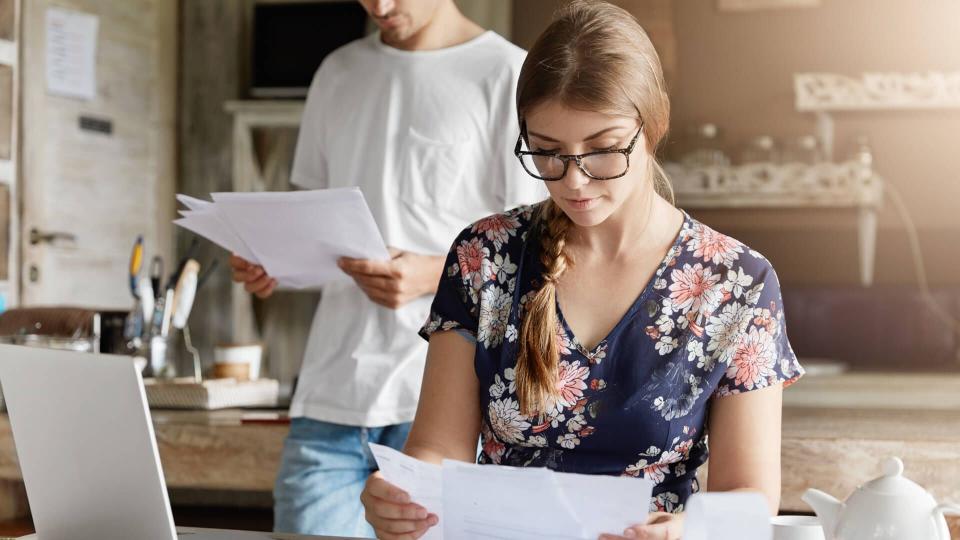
[562,161,592,190]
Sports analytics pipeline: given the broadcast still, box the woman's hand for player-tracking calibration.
[360,472,439,539]
[228,255,277,299]
[598,511,684,540]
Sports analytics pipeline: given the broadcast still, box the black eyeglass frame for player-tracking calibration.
[513,120,645,181]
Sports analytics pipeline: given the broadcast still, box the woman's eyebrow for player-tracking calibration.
[527,126,630,144]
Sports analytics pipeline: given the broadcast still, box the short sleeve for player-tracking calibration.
[290,70,328,190]
[419,228,484,341]
[713,255,804,397]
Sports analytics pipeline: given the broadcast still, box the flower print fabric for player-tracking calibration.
[420,203,804,513]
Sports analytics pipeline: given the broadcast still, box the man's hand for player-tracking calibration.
[338,248,444,310]
[229,255,278,299]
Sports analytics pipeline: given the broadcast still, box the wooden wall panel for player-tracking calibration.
[0,0,14,41]
[0,65,12,161]
[0,184,8,281]
[178,0,246,370]
[511,0,678,86]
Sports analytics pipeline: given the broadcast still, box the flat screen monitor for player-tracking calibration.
[251,1,368,98]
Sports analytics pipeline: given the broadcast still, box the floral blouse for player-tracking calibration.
[419,203,803,513]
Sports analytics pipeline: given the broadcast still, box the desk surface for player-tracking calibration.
[17,527,358,539]
[3,373,960,515]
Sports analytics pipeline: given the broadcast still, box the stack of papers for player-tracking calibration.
[174,188,390,289]
[369,444,773,540]
[369,444,655,540]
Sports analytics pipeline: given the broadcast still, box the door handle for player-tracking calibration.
[29,228,77,246]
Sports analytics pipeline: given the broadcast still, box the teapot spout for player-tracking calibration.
[802,488,842,540]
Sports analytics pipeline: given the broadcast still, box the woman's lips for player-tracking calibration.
[565,197,598,211]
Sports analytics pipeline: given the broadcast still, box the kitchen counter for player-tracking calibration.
[1,373,959,533]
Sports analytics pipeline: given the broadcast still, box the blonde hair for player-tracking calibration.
[515,0,674,416]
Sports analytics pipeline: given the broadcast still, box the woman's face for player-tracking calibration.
[523,100,650,228]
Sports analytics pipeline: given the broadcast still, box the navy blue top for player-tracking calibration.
[420,204,803,513]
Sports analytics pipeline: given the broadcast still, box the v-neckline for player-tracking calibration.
[554,212,690,359]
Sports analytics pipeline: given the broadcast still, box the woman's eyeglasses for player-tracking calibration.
[514,121,644,181]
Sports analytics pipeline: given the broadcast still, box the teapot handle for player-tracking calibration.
[935,503,960,540]
[936,503,960,516]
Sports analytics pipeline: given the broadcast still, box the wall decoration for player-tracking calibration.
[795,72,960,111]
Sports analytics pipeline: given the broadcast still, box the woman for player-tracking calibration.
[361,1,803,539]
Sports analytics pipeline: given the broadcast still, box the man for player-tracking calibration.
[229,0,543,536]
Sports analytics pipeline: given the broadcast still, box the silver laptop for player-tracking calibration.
[0,344,292,540]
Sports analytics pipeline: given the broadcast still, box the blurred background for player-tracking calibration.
[0,0,958,535]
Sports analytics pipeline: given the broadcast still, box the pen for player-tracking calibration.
[138,279,155,333]
[128,235,144,299]
[160,288,175,338]
[149,255,164,302]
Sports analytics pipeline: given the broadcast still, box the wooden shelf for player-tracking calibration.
[795,72,960,112]
[668,160,882,287]
[668,161,883,209]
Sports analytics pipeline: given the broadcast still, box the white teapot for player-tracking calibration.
[802,457,960,540]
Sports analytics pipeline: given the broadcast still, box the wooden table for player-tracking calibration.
[2,373,959,534]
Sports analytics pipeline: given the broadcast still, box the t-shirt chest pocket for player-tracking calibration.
[400,125,474,210]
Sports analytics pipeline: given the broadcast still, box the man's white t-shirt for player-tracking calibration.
[289,31,545,427]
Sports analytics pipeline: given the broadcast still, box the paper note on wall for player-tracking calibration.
[46,7,99,100]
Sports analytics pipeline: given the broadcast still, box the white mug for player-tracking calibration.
[771,515,825,540]
[214,343,263,381]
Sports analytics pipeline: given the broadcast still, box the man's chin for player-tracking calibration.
[381,26,412,42]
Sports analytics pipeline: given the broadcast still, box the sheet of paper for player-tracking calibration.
[368,447,655,540]
[173,188,389,289]
[554,472,654,538]
[173,211,258,263]
[368,443,443,540]
[176,194,213,211]
[45,7,98,100]
[682,492,772,540]
[442,460,586,540]
[209,188,390,289]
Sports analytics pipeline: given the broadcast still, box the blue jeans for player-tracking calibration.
[273,418,411,538]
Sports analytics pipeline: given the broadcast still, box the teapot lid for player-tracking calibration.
[859,457,929,498]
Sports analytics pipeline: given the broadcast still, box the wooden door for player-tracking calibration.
[19,0,176,309]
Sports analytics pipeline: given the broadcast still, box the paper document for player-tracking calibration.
[368,444,654,540]
[368,444,443,540]
[173,188,390,289]
[46,7,99,100]
[553,470,657,539]
[682,492,772,540]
